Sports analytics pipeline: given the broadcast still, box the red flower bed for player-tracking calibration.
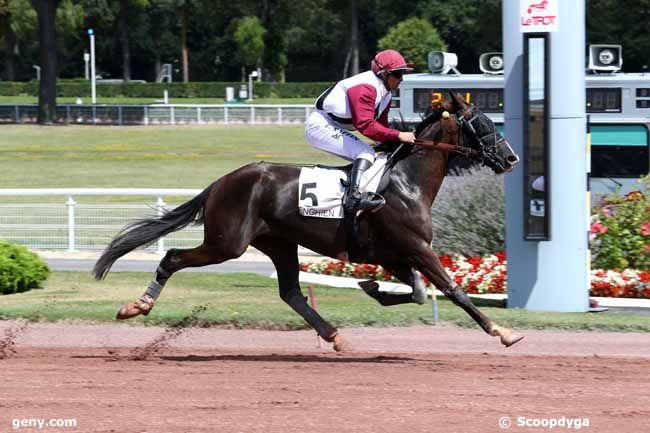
[300,252,650,299]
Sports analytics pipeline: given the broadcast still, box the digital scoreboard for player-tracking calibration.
[413,88,504,113]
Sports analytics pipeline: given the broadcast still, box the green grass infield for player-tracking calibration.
[0,271,648,332]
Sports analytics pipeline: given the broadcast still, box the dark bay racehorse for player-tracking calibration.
[94,93,524,351]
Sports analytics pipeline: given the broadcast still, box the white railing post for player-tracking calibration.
[144,106,149,125]
[66,195,76,252]
[156,196,165,254]
[250,106,255,124]
[278,107,283,125]
[224,106,229,124]
[305,106,310,122]
[170,106,175,125]
[197,107,202,124]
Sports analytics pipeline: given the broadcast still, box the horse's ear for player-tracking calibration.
[447,91,465,107]
[431,97,453,114]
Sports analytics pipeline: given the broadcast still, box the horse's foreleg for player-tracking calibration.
[412,249,524,347]
[116,243,228,320]
[253,237,350,352]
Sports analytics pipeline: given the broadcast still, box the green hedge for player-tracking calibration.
[0,241,50,295]
[0,81,331,99]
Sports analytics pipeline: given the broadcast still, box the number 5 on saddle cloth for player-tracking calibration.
[298,154,391,261]
[298,154,389,219]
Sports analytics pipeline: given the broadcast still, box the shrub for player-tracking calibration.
[0,81,330,99]
[0,241,50,295]
[430,166,505,256]
[591,176,650,270]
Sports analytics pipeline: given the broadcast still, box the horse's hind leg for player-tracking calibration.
[412,248,524,347]
[359,266,427,306]
[252,237,350,352]
[116,243,234,319]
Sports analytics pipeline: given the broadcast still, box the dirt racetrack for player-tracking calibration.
[1,321,649,433]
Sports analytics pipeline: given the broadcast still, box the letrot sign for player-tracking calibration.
[520,0,559,33]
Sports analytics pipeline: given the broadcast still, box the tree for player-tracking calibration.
[377,17,446,72]
[0,0,18,80]
[347,0,359,76]
[30,0,59,124]
[233,16,265,80]
[416,0,501,73]
[587,0,650,72]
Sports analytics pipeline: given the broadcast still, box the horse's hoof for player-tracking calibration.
[501,331,524,347]
[332,334,353,352]
[490,324,524,348]
[411,285,427,305]
[116,300,153,320]
[358,280,379,293]
[411,271,427,305]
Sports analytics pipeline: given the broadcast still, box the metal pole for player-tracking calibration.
[89,29,97,104]
[84,51,90,80]
[431,287,439,324]
[66,195,76,252]
[248,73,253,102]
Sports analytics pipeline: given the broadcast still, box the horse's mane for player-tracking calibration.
[376,108,444,154]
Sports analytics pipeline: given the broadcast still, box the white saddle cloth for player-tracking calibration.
[298,155,388,219]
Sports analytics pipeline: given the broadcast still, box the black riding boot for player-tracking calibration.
[343,158,385,213]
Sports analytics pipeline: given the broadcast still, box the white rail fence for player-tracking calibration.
[0,189,203,252]
[0,104,314,126]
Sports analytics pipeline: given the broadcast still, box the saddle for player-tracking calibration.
[342,148,403,262]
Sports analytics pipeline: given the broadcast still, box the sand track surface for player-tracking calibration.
[1,321,649,433]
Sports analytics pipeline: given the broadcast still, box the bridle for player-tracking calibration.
[412,110,478,158]
[413,106,507,166]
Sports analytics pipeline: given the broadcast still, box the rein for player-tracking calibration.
[413,138,479,157]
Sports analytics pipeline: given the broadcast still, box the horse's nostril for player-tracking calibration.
[507,155,519,163]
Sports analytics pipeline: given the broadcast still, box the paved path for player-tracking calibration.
[44,258,277,275]
[37,249,319,276]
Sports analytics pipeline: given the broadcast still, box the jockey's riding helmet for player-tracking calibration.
[371,50,414,78]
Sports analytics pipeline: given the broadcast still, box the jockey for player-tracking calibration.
[305,49,416,213]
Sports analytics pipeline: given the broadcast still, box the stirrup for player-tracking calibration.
[354,192,385,213]
[344,191,386,214]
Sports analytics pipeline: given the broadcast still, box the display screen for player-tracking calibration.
[586,88,621,112]
[636,88,650,97]
[524,35,549,241]
[413,88,504,113]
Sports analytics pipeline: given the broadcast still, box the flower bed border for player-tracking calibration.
[300,253,650,300]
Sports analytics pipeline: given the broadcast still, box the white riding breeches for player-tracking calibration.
[304,110,376,162]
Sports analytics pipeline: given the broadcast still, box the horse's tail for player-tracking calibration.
[93,184,214,280]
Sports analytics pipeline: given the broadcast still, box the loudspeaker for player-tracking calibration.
[588,45,622,73]
[428,51,460,75]
[479,52,504,75]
